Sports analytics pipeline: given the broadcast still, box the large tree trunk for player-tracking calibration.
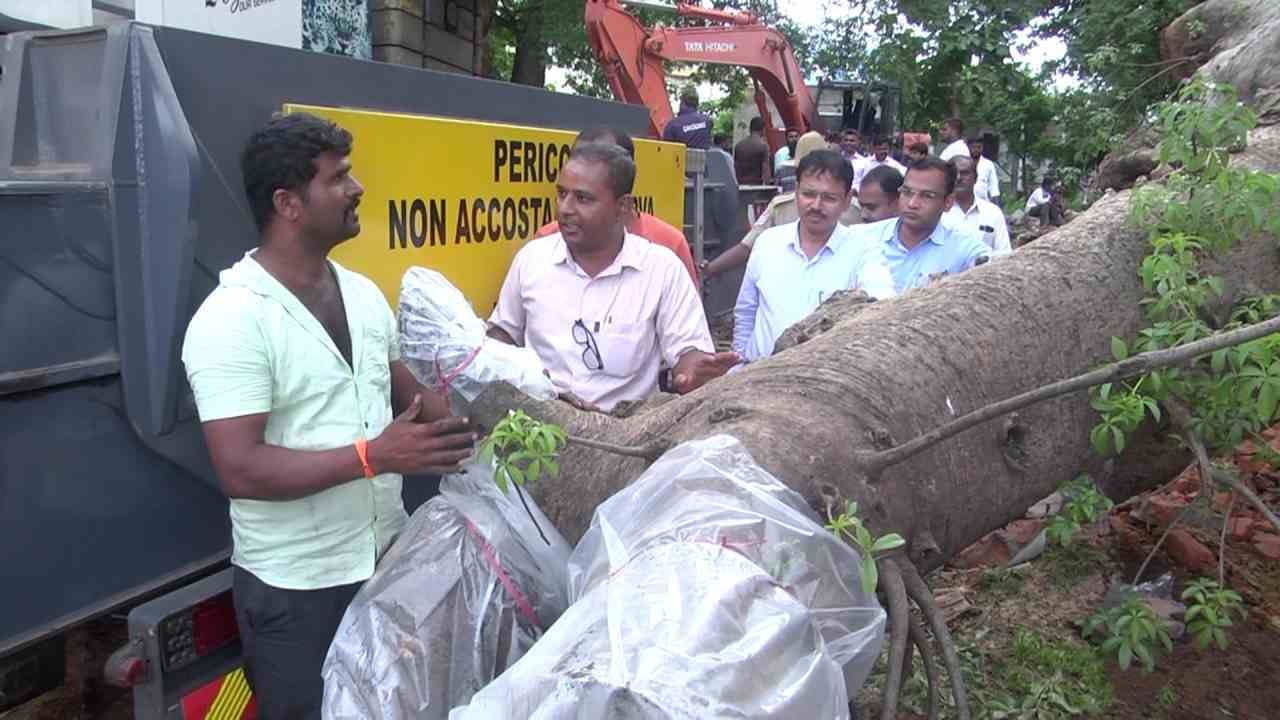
[508,1,548,87]
[1162,0,1280,125]
[467,125,1280,568]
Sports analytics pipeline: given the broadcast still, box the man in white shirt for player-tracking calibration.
[773,127,801,172]
[938,117,968,161]
[858,164,904,224]
[966,137,1001,204]
[944,156,1011,254]
[854,137,907,193]
[1025,175,1064,226]
[489,143,739,412]
[733,149,896,362]
[840,128,870,169]
[182,113,475,717]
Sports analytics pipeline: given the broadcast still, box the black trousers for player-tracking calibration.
[232,566,361,720]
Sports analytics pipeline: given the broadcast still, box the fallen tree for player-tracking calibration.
[469,123,1280,555]
[460,124,1280,717]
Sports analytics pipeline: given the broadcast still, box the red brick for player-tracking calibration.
[951,532,1011,569]
[1169,472,1201,496]
[1167,529,1215,572]
[1253,532,1280,560]
[1134,493,1188,527]
[1004,519,1045,546]
[1228,517,1258,542]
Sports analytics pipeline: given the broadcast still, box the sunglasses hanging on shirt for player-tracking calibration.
[572,319,604,371]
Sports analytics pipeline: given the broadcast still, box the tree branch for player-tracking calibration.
[567,434,667,462]
[1219,493,1232,587]
[1133,499,1197,586]
[1122,60,1193,105]
[878,559,911,720]
[860,314,1280,479]
[1167,397,1280,535]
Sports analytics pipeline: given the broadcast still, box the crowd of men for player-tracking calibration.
[178,105,1070,716]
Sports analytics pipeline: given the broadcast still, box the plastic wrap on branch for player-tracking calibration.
[399,267,556,405]
[451,436,886,719]
[321,462,571,720]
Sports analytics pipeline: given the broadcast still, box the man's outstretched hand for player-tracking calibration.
[369,394,476,476]
[672,350,742,394]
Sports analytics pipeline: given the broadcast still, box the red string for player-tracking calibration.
[434,343,484,396]
[463,517,542,631]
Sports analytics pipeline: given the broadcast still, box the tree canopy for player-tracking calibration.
[483,0,1202,180]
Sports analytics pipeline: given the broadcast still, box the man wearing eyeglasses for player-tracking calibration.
[852,156,992,293]
[732,150,897,363]
[487,143,740,412]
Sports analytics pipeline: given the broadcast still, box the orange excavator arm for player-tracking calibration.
[584,0,823,153]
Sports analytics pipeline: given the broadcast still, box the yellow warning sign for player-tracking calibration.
[284,104,688,315]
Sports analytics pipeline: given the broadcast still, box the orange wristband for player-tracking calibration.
[354,439,375,479]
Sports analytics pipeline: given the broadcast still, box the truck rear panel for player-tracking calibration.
[0,20,652,662]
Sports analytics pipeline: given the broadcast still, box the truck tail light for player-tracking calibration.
[159,590,238,672]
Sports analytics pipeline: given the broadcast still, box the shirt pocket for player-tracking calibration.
[595,321,654,379]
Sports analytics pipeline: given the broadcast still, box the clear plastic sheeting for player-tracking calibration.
[322,462,571,720]
[398,267,556,404]
[451,435,886,719]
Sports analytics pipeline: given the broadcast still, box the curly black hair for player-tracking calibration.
[240,112,353,231]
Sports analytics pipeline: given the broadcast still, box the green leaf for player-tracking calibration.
[861,555,878,595]
[1133,641,1153,665]
[870,534,906,553]
[1260,382,1279,420]
[1212,349,1227,374]
[1091,425,1110,456]
[1112,336,1129,361]
[1119,643,1133,669]
[1112,425,1127,454]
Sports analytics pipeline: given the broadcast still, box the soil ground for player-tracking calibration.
[857,430,1280,720]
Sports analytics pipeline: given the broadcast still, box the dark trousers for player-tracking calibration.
[232,566,361,720]
[1030,201,1064,227]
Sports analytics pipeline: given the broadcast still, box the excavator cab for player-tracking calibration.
[815,80,899,141]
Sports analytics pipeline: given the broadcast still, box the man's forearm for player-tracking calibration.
[390,361,452,421]
[212,440,367,501]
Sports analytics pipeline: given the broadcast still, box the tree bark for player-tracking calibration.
[508,0,548,87]
[466,125,1280,568]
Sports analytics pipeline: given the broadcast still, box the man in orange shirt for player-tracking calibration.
[534,127,699,289]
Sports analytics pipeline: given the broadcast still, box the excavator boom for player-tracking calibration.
[584,0,822,152]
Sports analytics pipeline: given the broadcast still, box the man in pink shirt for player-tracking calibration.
[488,143,739,412]
[534,127,699,289]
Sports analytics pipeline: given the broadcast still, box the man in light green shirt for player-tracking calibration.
[182,113,474,719]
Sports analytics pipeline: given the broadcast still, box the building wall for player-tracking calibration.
[369,0,482,75]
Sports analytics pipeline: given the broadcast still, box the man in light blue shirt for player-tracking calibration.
[856,156,991,292]
[733,150,896,362]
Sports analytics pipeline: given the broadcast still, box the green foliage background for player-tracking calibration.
[482,0,1201,180]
